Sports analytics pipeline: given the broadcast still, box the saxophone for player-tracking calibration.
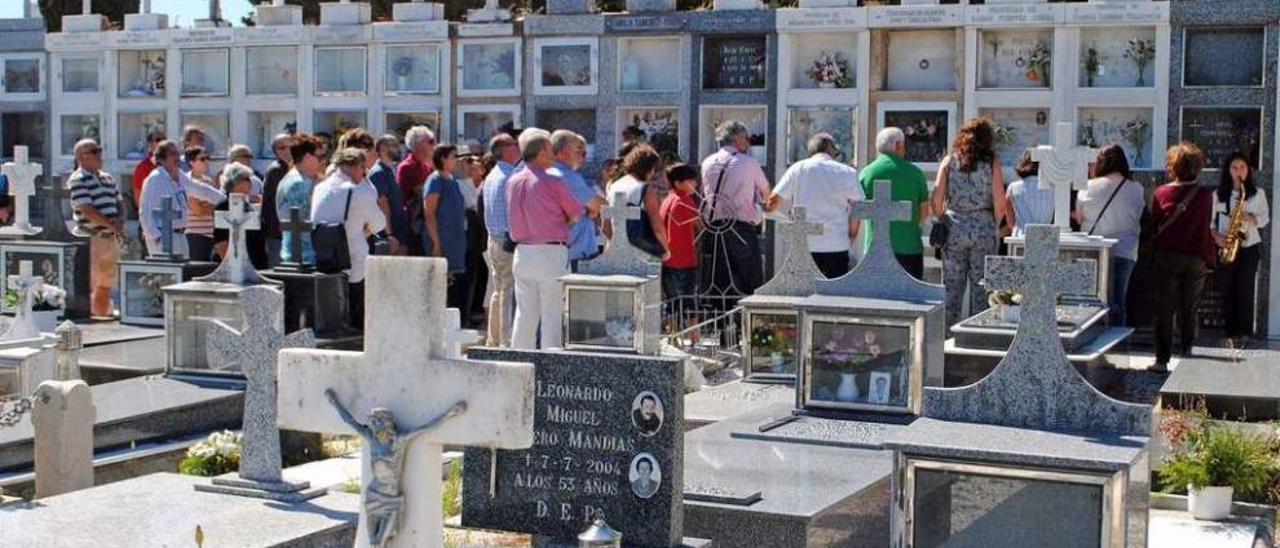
[1219,194,1248,265]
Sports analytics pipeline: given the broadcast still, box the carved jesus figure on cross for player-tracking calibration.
[1031,122,1097,231]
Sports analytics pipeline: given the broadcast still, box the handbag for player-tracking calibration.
[1087,178,1128,236]
[625,182,667,258]
[312,190,353,274]
[929,160,950,248]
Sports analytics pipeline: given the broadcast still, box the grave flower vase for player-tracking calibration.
[818,81,835,89]
[1188,485,1233,520]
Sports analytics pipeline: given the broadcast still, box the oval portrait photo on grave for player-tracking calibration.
[629,453,662,499]
[631,391,664,436]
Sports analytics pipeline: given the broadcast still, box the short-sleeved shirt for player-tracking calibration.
[661,189,700,269]
[482,161,519,235]
[396,155,432,207]
[772,153,863,252]
[311,172,386,283]
[425,172,468,273]
[506,165,583,246]
[700,147,771,225]
[369,161,411,240]
[68,168,122,232]
[1006,175,1055,237]
[556,162,600,261]
[275,168,316,265]
[858,152,929,256]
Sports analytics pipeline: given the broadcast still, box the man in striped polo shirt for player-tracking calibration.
[68,138,124,319]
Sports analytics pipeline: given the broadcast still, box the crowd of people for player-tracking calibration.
[58,115,1268,370]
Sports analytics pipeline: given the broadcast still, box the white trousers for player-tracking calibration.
[511,244,568,350]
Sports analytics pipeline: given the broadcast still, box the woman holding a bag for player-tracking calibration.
[1149,142,1215,369]
[930,118,1009,330]
[607,144,669,260]
[310,148,387,330]
[1076,145,1146,326]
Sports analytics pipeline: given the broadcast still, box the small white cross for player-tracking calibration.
[4,260,44,341]
[1031,123,1097,232]
[197,193,269,286]
[0,146,44,237]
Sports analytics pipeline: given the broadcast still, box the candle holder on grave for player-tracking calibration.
[259,207,350,339]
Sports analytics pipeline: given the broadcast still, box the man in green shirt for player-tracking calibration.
[859,127,932,279]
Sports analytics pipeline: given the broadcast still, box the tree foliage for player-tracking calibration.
[39,0,140,32]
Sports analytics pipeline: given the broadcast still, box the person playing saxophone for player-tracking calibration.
[1213,152,1269,348]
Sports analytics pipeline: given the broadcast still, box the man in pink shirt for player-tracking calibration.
[507,128,584,350]
[700,120,780,299]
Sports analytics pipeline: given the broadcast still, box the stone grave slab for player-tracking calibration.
[1160,357,1280,420]
[77,337,166,384]
[943,325,1133,389]
[0,473,359,546]
[683,378,793,430]
[730,407,913,450]
[463,348,684,547]
[951,304,1108,353]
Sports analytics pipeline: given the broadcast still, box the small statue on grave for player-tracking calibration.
[324,388,468,548]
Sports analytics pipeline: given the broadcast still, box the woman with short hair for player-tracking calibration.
[1004,149,1053,236]
[423,144,469,310]
[183,146,219,261]
[1076,144,1146,326]
[1149,142,1215,369]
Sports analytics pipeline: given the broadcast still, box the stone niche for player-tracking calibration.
[533,37,599,96]
[117,112,166,161]
[1079,27,1159,89]
[977,28,1055,89]
[617,106,679,159]
[179,48,230,97]
[786,106,856,166]
[385,111,441,141]
[384,43,443,95]
[1077,107,1154,170]
[787,32,857,90]
[117,49,166,99]
[979,107,1051,174]
[179,111,230,158]
[248,111,297,160]
[536,108,598,160]
[58,114,100,158]
[314,46,368,95]
[244,45,300,96]
[618,36,683,93]
[561,274,662,355]
[312,110,367,139]
[1182,26,1266,87]
[699,105,768,163]
[701,35,768,91]
[1179,106,1263,172]
[458,39,521,97]
[457,106,519,144]
[884,30,956,92]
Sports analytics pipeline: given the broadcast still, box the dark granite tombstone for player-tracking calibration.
[1160,357,1280,421]
[462,348,687,547]
[260,207,350,339]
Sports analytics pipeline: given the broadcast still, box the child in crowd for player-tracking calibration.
[659,163,701,333]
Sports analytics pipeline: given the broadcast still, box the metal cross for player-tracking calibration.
[756,206,824,297]
[1030,122,1097,231]
[0,146,44,237]
[148,196,182,262]
[278,206,313,272]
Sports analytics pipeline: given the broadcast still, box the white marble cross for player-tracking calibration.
[1031,123,1097,231]
[82,0,92,16]
[444,307,481,359]
[4,261,43,341]
[0,146,44,237]
[196,193,269,286]
[277,257,534,548]
[579,191,659,277]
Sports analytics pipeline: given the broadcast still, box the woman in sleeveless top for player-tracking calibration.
[930,118,1009,330]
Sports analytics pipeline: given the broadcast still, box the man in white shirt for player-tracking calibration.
[139,140,224,258]
[310,147,388,331]
[770,133,863,278]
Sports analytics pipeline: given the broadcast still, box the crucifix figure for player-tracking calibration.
[197,193,269,285]
[194,286,320,501]
[4,261,43,341]
[756,206,824,297]
[147,196,183,262]
[277,257,534,548]
[277,207,313,273]
[579,191,659,277]
[1031,122,1097,232]
[0,146,44,237]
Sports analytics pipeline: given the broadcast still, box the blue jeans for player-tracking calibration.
[1109,257,1136,326]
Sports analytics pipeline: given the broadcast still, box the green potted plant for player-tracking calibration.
[1158,415,1275,520]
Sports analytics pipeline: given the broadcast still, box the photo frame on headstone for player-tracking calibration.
[457,105,519,145]
[618,36,682,93]
[117,50,166,98]
[1077,107,1153,170]
[786,106,855,166]
[180,111,230,158]
[384,44,441,95]
[702,35,768,90]
[877,102,956,171]
[314,46,368,95]
[1183,27,1265,87]
[60,55,99,93]
[978,29,1054,89]
[117,112,166,161]
[2,55,42,97]
[1179,106,1262,171]
[245,46,299,96]
[885,30,956,92]
[617,107,679,159]
[534,37,598,96]
[459,38,521,97]
[180,49,230,97]
[801,314,922,414]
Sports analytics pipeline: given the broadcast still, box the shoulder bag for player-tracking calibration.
[1087,179,1128,236]
[928,157,952,249]
[312,189,354,274]
[626,181,667,258]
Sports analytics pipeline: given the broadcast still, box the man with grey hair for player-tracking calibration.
[551,130,606,267]
[859,127,931,279]
[481,132,523,346]
[68,138,123,318]
[700,120,779,298]
[506,127,584,350]
[261,133,295,266]
[770,132,864,278]
[397,125,437,256]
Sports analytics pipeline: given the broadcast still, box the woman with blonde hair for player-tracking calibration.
[930,117,1009,329]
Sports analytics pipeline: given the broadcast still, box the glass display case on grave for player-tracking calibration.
[700,105,768,164]
[180,49,230,97]
[788,33,856,91]
[245,46,299,96]
[180,112,230,158]
[457,108,516,145]
[561,275,662,355]
[786,106,855,166]
[885,30,955,92]
[2,113,46,160]
[617,107,679,160]
[386,111,440,141]
[249,112,297,160]
[0,54,42,98]
[384,44,441,95]
[739,295,801,382]
[977,29,1055,90]
[59,114,100,157]
[61,55,100,94]
[1077,107,1153,170]
[118,112,166,160]
[618,37,681,93]
[163,281,282,378]
[1078,28,1158,89]
[313,111,368,142]
[118,50,166,98]
[315,47,368,96]
[799,313,923,414]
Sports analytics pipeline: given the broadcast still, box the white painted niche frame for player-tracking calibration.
[456,104,522,144]
[876,101,958,173]
[458,37,523,98]
[533,36,599,96]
